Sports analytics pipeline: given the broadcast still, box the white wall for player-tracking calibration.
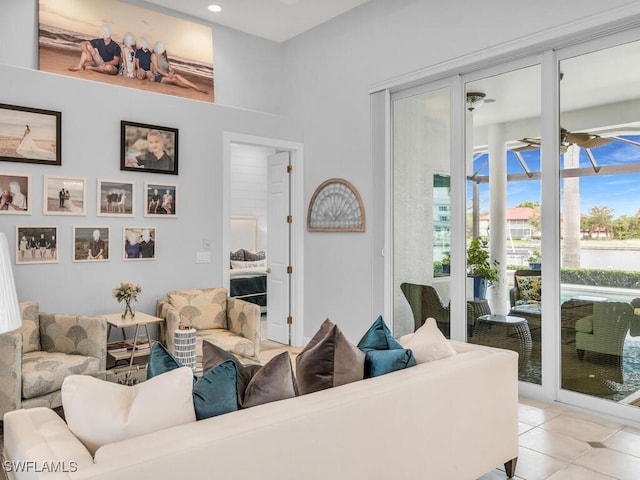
[280,0,637,341]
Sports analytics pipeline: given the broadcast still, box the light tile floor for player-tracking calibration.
[477,397,640,480]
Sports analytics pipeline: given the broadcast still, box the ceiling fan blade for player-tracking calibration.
[565,132,591,143]
[575,136,611,149]
[511,144,539,152]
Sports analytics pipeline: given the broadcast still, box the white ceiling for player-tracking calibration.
[144,0,371,43]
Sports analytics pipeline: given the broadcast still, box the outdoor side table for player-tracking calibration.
[475,314,532,369]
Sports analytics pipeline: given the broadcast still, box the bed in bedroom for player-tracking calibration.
[229,216,268,313]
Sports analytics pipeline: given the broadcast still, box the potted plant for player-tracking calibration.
[441,251,451,274]
[527,248,541,270]
[467,236,500,298]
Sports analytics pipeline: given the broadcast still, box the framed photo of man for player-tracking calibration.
[16,226,58,265]
[43,175,87,216]
[73,227,110,262]
[0,172,31,215]
[0,103,61,166]
[144,182,177,217]
[121,121,178,175]
[97,179,135,217]
[123,226,156,260]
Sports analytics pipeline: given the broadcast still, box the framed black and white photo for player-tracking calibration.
[0,172,31,215]
[16,226,58,264]
[123,226,156,260]
[73,226,110,262]
[121,121,178,175]
[144,182,177,217]
[0,103,61,166]
[97,179,135,217]
[43,175,87,216]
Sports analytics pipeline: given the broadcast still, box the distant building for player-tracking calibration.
[480,207,536,239]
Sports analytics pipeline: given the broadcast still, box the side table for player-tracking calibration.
[106,312,164,371]
[475,314,532,369]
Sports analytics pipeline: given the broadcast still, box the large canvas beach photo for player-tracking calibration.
[38,0,214,103]
[0,104,61,165]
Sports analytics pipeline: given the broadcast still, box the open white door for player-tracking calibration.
[267,152,291,344]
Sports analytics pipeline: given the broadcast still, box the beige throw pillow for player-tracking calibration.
[398,317,457,364]
[62,367,196,455]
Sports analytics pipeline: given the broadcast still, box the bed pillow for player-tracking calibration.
[62,366,195,455]
[295,318,365,395]
[146,342,238,421]
[230,249,245,261]
[242,249,266,261]
[398,317,457,364]
[515,275,541,305]
[230,259,267,269]
[357,316,416,378]
[203,340,298,408]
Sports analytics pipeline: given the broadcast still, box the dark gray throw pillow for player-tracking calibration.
[202,340,298,408]
[295,318,365,395]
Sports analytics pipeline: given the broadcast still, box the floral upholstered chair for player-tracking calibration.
[0,301,108,418]
[509,269,542,307]
[156,287,261,368]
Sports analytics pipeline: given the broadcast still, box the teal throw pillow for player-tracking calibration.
[147,342,238,420]
[357,316,416,378]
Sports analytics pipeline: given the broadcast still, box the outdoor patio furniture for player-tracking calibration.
[509,269,541,307]
[575,301,633,360]
[400,283,450,334]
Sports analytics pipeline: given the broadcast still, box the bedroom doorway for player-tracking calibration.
[223,133,304,347]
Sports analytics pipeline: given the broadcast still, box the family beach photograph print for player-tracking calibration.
[38,0,214,103]
[144,182,177,217]
[0,172,31,215]
[97,179,135,217]
[73,227,110,262]
[121,121,178,175]
[0,103,61,166]
[16,226,58,265]
[123,227,156,260]
[43,175,87,216]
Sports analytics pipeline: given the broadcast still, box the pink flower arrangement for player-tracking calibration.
[112,282,142,303]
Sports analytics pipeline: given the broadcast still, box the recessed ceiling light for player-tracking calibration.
[208,4,222,13]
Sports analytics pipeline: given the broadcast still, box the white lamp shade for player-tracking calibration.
[0,232,21,334]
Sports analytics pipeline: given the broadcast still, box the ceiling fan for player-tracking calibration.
[512,127,612,153]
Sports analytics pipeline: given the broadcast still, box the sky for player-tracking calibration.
[470,135,640,218]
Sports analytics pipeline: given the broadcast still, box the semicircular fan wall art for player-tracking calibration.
[307,178,365,232]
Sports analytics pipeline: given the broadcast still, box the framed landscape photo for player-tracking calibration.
[144,182,177,217]
[121,121,178,175]
[43,175,87,216]
[97,179,135,217]
[0,172,31,215]
[0,103,61,166]
[123,226,156,260]
[16,226,58,265]
[73,226,110,262]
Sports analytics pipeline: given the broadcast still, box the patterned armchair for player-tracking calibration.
[575,301,633,360]
[0,301,107,418]
[509,269,542,307]
[156,287,261,368]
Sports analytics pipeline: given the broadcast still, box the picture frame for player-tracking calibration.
[0,103,61,166]
[144,182,178,217]
[43,175,87,216]
[0,172,31,215]
[97,179,135,217]
[15,226,58,264]
[121,121,178,175]
[73,226,110,262]
[123,226,156,260]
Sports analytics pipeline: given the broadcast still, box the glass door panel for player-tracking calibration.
[559,40,640,407]
[466,65,542,384]
[393,87,451,338]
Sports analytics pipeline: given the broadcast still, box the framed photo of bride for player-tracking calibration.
[43,175,87,216]
[0,172,31,215]
[0,103,61,166]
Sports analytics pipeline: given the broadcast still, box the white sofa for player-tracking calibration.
[2,341,519,480]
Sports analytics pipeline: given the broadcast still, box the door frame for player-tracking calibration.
[222,132,305,347]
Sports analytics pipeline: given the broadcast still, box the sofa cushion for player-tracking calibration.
[167,288,228,330]
[203,340,298,408]
[295,318,365,395]
[147,343,238,421]
[62,366,195,455]
[22,351,101,400]
[398,318,457,364]
[357,316,416,378]
[38,313,105,356]
[575,316,594,333]
[17,301,40,353]
[198,329,255,360]
[515,275,541,305]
